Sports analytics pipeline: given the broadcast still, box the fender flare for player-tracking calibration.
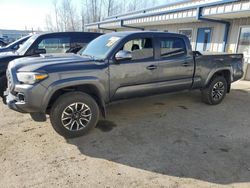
[204,67,233,87]
[41,76,107,116]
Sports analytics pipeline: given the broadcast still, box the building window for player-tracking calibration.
[237,27,250,63]
[179,29,192,41]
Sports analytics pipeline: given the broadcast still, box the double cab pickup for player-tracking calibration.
[5,31,244,138]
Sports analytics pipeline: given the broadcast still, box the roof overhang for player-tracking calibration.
[86,0,250,31]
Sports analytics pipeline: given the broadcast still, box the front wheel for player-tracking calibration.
[201,76,228,105]
[50,92,100,138]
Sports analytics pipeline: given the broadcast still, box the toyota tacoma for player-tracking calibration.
[5,31,244,138]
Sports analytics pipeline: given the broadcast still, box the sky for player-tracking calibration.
[0,0,183,31]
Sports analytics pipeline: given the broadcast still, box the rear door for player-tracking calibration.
[156,36,194,91]
[109,36,159,100]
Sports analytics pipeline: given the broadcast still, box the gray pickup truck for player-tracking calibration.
[5,31,244,138]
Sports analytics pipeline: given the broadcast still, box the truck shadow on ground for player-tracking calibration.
[67,90,250,185]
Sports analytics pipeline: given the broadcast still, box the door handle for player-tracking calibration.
[182,62,190,67]
[146,65,157,70]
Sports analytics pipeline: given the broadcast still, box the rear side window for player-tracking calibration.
[122,38,153,61]
[38,37,70,54]
[160,37,186,59]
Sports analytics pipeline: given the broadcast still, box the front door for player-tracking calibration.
[109,37,158,100]
[196,28,212,52]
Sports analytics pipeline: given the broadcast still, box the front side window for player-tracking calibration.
[122,38,153,61]
[160,37,186,59]
[37,37,70,54]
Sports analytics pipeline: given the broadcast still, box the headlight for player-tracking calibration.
[16,72,48,84]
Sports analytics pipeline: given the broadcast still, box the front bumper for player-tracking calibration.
[4,83,48,114]
[5,91,29,113]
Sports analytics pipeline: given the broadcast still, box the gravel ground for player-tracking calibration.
[0,81,250,188]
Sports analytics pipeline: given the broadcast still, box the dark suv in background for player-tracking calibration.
[0,38,7,48]
[0,32,102,99]
[0,35,31,53]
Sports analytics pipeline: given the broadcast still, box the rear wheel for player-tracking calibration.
[201,76,228,105]
[50,92,100,138]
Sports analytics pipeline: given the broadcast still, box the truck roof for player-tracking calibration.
[32,31,102,38]
[104,31,187,38]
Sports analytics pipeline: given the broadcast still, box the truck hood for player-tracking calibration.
[9,53,101,72]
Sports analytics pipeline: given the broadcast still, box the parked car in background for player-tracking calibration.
[0,32,102,99]
[0,41,7,47]
[0,35,31,53]
[4,31,244,138]
[0,38,7,49]
[0,39,7,48]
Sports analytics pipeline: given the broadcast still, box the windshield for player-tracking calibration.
[6,35,30,48]
[16,35,37,55]
[81,35,121,60]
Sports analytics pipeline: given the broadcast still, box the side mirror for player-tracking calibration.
[115,50,132,61]
[34,48,46,55]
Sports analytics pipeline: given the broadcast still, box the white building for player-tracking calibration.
[86,0,250,80]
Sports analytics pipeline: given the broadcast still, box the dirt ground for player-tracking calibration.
[1,81,250,188]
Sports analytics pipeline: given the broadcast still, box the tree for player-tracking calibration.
[81,1,85,31]
[84,0,104,22]
[45,0,159,31]
[45,14,54,31]
[104,0,115,16]
[53,0,60,31]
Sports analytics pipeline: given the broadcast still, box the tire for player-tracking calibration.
[201,76,228,105]
[0,75,7,98]
[50,92,100,138]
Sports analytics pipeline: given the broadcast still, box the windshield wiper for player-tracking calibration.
[94,57,105,62]
[81,54,104,62]
[81,54,95,59]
